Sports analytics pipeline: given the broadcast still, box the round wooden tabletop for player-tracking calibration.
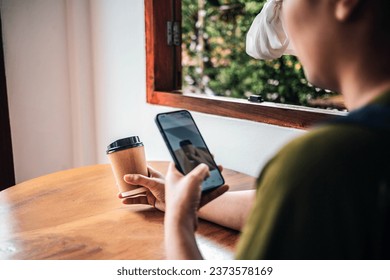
[0,161,255,260]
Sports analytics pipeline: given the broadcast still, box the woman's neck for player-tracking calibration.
[337,49,390,111]
[342,80,390,111]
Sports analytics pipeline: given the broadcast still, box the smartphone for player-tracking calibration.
[155,110,225,192]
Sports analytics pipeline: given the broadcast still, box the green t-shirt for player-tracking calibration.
[236,93,390,259]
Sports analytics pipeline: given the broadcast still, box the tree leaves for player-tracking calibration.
[182,0,338,108]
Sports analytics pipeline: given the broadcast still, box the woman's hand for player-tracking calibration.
[165,162,229,230]
[164,162,228,259]
[119,165,166,211]
[119,164,228,215]
[165,162,207,231]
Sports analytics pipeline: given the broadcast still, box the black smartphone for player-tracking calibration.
[155,110,225,192]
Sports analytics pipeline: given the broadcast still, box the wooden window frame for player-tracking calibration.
[144,0,344,130]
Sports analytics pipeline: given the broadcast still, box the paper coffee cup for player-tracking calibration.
[107,136,148,197]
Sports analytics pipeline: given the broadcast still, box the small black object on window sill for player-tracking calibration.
[248,95,264,103]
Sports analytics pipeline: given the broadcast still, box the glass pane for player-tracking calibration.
[182,0,345,111]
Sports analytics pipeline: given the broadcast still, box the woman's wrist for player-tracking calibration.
[164,211,202,259]
[165,208,196,232]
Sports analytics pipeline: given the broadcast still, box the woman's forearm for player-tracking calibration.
[164,190,255,259]
[198,190,255,231]
[164,214,203,259]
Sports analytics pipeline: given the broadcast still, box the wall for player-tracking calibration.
[1,0,303,183]
[1,0,74,182]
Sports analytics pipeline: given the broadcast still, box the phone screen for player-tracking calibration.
[155,110,225,191]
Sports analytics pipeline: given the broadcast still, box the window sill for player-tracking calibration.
[147,91,346,130]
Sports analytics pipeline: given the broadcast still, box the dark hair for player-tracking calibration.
[378,1,390,28]
[359,0,390,46]
[374,1,390,46]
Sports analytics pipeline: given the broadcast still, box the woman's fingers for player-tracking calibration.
[124,173,162,190]
[186,163,210,184]
[124,174,149,185]
[147,165,164,178]
[121,194,149,205]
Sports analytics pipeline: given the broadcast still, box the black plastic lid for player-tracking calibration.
[106,136,143,154]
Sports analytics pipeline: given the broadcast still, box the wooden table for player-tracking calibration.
[0,161,255,260]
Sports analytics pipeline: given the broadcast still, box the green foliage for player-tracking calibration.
[182,0,337,107]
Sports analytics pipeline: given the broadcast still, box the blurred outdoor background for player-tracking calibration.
[182,0,345,110]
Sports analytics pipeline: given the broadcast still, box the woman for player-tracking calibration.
[121,0,390,259]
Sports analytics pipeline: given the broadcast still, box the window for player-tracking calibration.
[144,0,345,129]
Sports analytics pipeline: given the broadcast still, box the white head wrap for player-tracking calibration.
[246,0,295,60]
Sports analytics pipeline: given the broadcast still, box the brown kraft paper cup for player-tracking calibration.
[107,136,148,197]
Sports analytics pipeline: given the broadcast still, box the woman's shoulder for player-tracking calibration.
[257,123,388,192]
[282,122,385,157]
